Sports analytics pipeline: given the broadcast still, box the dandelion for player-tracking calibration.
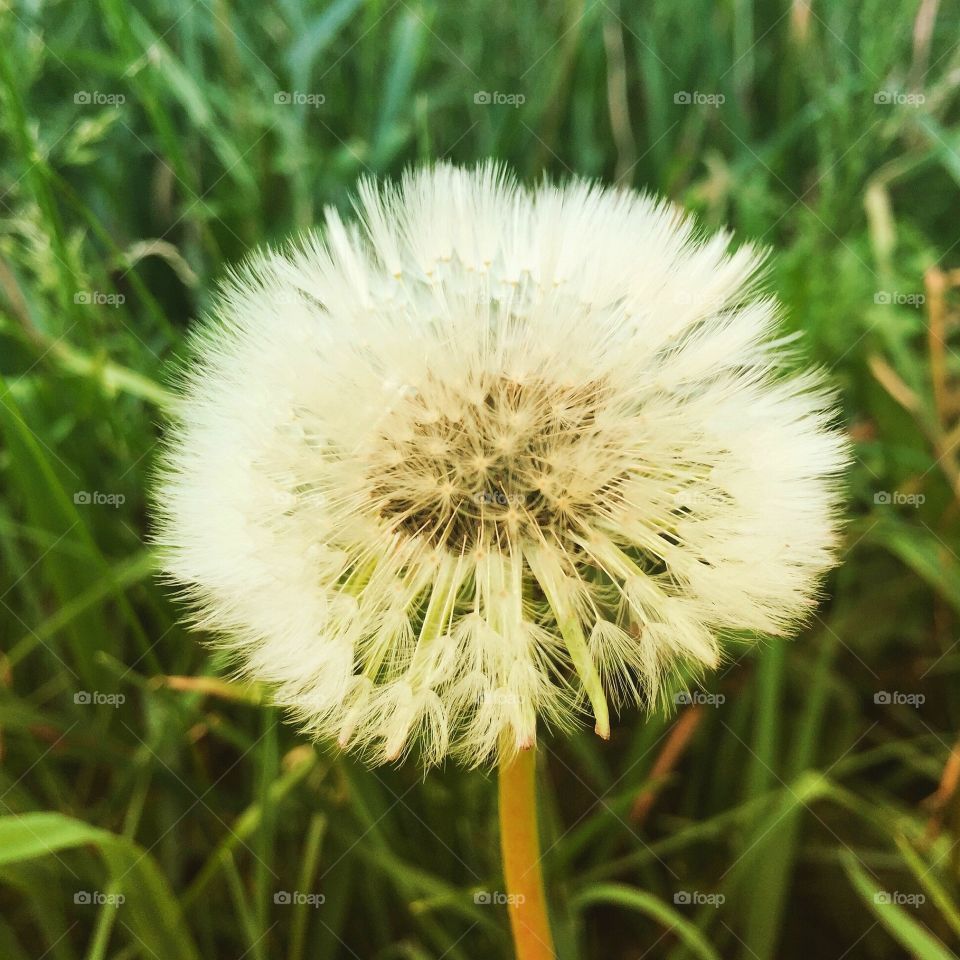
[154,161,846,769]
[154,162,846,959]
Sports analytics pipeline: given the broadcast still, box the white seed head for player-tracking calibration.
[153,162,848,766]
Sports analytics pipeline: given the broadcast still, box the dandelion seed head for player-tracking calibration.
[153,162,848,766]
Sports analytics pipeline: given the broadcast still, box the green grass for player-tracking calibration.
[2,0,960,956]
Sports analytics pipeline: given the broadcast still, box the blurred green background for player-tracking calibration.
[2,0,960,957]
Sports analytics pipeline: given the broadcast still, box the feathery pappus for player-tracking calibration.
[153,162,848,766]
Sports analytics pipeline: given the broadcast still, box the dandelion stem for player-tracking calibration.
[498,747,557,960]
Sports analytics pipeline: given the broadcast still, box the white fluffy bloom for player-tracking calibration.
[154,162,847,766]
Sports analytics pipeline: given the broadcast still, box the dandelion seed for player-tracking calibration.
[153,162,847,766]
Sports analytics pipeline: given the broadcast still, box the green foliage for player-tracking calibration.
[1,0,960,956]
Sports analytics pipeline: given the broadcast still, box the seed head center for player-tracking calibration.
[369,374,621,551]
